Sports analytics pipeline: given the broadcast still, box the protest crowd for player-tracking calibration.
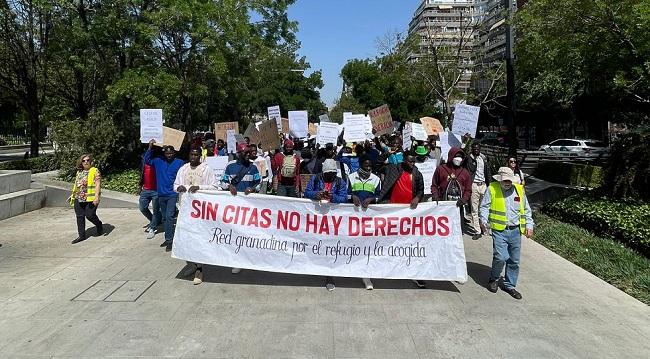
[73,109,533,300]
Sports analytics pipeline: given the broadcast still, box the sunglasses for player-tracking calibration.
[508,160,517,163]
[82,159,91,163]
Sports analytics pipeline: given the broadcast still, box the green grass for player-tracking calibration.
[533,213,650,305]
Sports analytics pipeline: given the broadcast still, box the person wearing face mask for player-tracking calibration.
[272,139,301,197]
[431,147,472,220]
[479,167,534,300]
[145,139,185,251]
[348,156,382,290]
[173,147,219,284]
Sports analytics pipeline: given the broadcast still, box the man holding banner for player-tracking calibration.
[173,147,219,284]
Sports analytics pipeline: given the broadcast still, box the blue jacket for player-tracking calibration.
[304,174,348,203]
[144,149,185,197]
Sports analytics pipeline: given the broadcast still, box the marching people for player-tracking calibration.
[349,156,382,290]
[249,143,273,193]
[222,143,262,275]
[174,146,219,284]
[144,140,185,252]
[70,154,104,244]
[479,167,534,300]
[377,151,426,288]
[139,147,162,239]
[272,139,301,197]
[304,158,349,291]
[466,142,491,239]
[507,156,526,185]
[431,147,473,234]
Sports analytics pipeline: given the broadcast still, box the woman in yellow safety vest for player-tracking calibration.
[70,154,104,244]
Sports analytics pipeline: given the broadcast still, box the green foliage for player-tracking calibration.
[534,213,650,305]
[50,110,126,180]
[535,162,604,188]
[329,91,367,123]
[542,193,650,255]
[0,155,59,173]
[602,129,650,201]
[515,0,650,125]
[101,169,141,195]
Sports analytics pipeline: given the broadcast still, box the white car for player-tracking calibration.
[539,139,608,153]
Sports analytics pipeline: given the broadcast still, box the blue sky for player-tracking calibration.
[288,0,421,108]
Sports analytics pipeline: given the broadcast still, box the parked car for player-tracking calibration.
[539,139,608,153]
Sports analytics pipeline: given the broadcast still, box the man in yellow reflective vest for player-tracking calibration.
[479,167,534,300]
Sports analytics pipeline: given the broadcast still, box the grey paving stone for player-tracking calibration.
[332,322,419,359]
[79,320,184,357]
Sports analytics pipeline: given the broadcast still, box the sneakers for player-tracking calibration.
[487,280,498,293]
[362,278,374,290]
[146,228,156,239]
[71,236,85,244]
[412,280,426,289]
[325,276,335,291]
[193,269,203,285]
[231,267,242,274]
[506,287,522,300]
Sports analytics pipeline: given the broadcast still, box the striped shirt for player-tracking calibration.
[222,162,261,193]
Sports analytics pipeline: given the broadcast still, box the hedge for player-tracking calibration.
[542,192,650,256]
[101,169,141,195]
[0,155,59,173]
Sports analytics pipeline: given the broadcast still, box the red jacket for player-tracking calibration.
[431,147,472,202]
[272,152,301,187]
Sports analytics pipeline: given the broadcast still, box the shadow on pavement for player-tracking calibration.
[466,261,492,287]
[85,223,116,237]
[174,264,461,292]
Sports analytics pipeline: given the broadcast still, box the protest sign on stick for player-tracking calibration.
[288,110,309,138]
[139,109,163,143]
[368,104,394,136]
[452,104,480,138]
[214,122,239,142]
[173,192,467,281]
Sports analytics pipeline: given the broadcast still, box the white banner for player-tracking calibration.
[415,160,437,195]
[452,104,480,138]
[316,122,340,146]
[288,110,309,138]
[139,109,163,143]
[172,192,468,281]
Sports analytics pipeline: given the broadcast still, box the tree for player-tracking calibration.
[329,89,366,123]
[0,0,54,156]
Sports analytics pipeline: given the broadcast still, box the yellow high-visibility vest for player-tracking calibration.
[72,167,98,202]
[488,182,526,233]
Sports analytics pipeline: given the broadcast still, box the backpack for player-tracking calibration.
[280,154,297,178]
[444,173,463,201]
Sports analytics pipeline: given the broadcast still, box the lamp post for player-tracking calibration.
[504,0,517,154]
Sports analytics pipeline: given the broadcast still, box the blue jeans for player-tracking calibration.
[158,195,178,242]
[138,189,161,229]
[277,184,297,197]
[490,227,522,289]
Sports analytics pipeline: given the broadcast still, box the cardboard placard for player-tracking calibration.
[153,126,185,151]
[343,113,367,143]
[288,110,309,138]
[281,118,290,134]
[368,104,394,137]
[420,117,444,136]
[244,122,261,145]
[214,122,239,142]
[258,120,280,152]
[267,105,281,132]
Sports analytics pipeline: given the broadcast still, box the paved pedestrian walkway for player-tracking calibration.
[0,207,648,358]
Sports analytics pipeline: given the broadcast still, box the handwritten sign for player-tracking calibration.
[288,110,309,138]
[343,114,367,143]
[153,126,185,151]
[420,117,444,136]
[452,104,480,138]
[415,160,437,195]
[316,122,339,146]
[368,104,393,137]
[139,109,163,143]
[214,122,239,142]
[267,105,281,132]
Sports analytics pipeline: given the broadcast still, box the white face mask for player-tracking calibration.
[452,157,463,166]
